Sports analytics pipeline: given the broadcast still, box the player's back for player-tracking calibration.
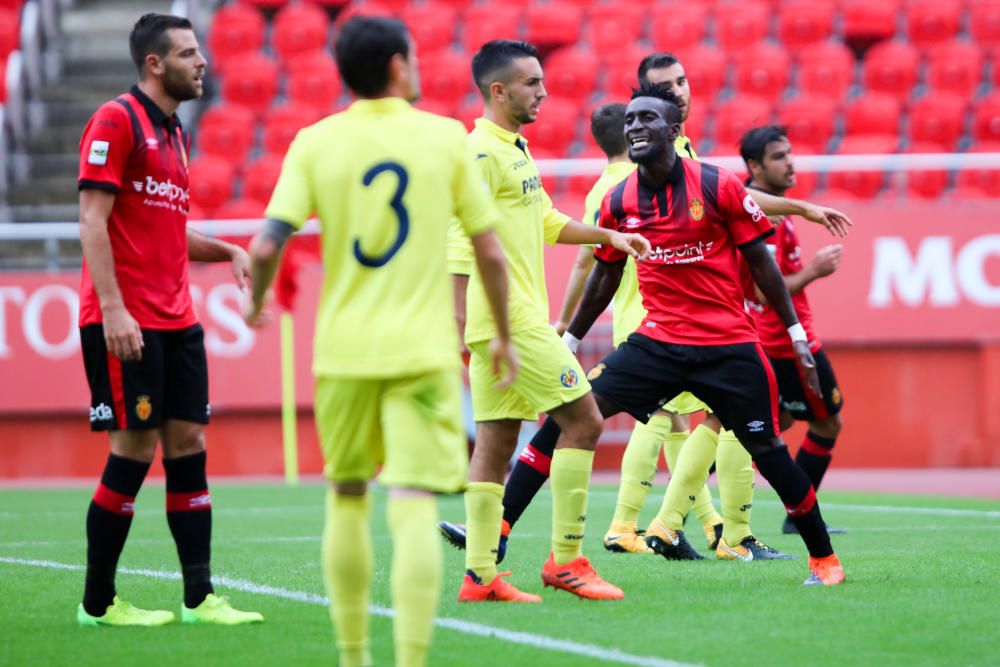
[275,99,483,377]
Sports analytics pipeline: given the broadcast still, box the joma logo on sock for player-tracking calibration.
[564,533,584,540]
[740,504,752,512]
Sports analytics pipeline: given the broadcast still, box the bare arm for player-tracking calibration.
[751,189,852,238]
[79,188,143,362]
[566,258,625,341]
[244,219,294,327]
[754,244,843,305]
[555,245,597,334]
[556,220,651,260]
[452,273,470,351]
[187,227,250,292]
[470,230,517,387]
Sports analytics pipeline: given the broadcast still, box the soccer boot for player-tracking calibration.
[704,522,723,550]
[783,517,846,535]
[644,518,705,561]
[181,594,264,625]
[540,553,624,600]
[803,554,846,586]
[439,519,511,563]
[603,521,653,553]
[716,535,795,561]
[458,570,541,602]
[77,596,175,627]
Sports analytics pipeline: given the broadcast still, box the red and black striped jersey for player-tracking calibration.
[594,156,774,346]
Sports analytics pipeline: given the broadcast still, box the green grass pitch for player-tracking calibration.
[1,482,997,667]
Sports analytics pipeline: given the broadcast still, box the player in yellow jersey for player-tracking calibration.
[243,18,516,667]
[447,40,650,603]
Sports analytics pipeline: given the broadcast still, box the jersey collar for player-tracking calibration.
[130,85,182,132]
[349,97,412,115]
[475,117,528,152]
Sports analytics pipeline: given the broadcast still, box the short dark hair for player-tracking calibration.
[629,82,683,123]
[740,125,789,167]
[471,40,539,97]
[637,53,680,86]
[590,103,628,157]
[335,16,410,97]
[129,13,193,74]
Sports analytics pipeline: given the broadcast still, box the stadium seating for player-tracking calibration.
[461,5,520,55]
[584,4,645,54]
[776,0,835,51]
[196,103,256,166]
[220,52,279,114]
[206,2,265,75]
[862,40,920,99]
[0,8,18,59]
[955,141,1000,198]
[827,135,898,198]
[648,3,708,53]
[544,47,600,105]
[841,0,900,44]
[779,96,838,152]
[732,43,791,103]
[522,98,579,154]
[844,92,902,137]
[796,41,855,102]
[970,0,1000,51]
[904,142,950,199]
[925,40,984,98]
[714,1,770,53]
[272,3,330,63]
[285,51,342,113]
[972,92,1000,143]
[673,45,727,102]
[214,197,266,219]
[908,94,968,150]
[602,44,656,96]
[524,3,582,50]
[188,156,236,215]
[400,4,456,53]
[243,156,284,205]
[905,0,962,50]
[419,50,473,106]
[713,96,773,151]
[262,104,323,156]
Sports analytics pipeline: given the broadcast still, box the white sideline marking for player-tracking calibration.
[0,557,699,667]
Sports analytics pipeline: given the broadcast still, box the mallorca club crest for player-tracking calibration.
[560,368,579,388]
[831,387,842,405]
[689,198,705,221]
[587,363,605,381]
[135,395,152,422]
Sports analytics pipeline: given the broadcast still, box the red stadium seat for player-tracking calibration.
[796,41,855,102]
[926,40,984,98]
[303,0,352,8]
[272,3,330,63]
[778,96,838,152]
[400,4,457,53]
[456,98,482,131]
[841,0,900,44]
[862,40,920,99]
[786,170,819,199]
[827,135,898,199]
[413,99,454,118]
[713,96,773,152]
[196,103,256,166]
[524,3,582,49]
[262,104,323,156]
[649,3,708,53]
[462,5,520,55]
[220,52,279,115]
[242,156,285,205]
[206,3,265,75]
[285,51,342,113]
[674,45,727,103]
[602,44,656,96]
[334,2,394,29]
[844,92,902,136]
[0,9,18,59]
[777,0,835,51]
[0,57,6,104]
[715,1,770,52]
[683,106,707,148]
[972,91,1000,143]
[970,0,1000,51]
[584,4,644,54]
[188,156,236,215]
[732,43,791,104]
[955,141,1000,198]
[522,98,579,154]
[544,47,599,105]
[215,197,266,219]
[908,94,968,151]
[906,0,962,49]
[237,0,289,8]
[904,141,950,199]
[420,50,473,106]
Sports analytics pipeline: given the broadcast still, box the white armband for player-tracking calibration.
[561,331,581,353]
[787,323,807,343]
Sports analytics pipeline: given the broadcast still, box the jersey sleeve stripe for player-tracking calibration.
[670,165,689,226]
[700,162,720,219]
[609,177,628,221]
[113,97,143,147]
[736,226,776,250]
[78,179,120,193]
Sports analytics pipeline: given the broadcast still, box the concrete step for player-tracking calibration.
[0,237,83,270]
[24,154,80,179]
[7,176,79,207]
[41,101,105,126]
[25,124,85,154]
[8,204,80,224]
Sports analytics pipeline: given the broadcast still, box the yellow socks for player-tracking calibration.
[655,424,719,530]
[388,495,441,667]
[716,429,755,546]
[662,426,722,531]
[550,448,595,564]
[611,415,671,525]
[322,490,373,667]
[464,481,504,584]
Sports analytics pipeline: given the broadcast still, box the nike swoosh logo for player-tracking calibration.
[720,545,753,561]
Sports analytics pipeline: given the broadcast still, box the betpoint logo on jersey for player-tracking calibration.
[647,240,714,264]
[742,194,765,222]
[137,175,188,203]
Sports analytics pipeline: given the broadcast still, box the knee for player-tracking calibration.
[668,412,690,432]
[702,413,722,433]
[742,437,777,461]
[164,427,206,459]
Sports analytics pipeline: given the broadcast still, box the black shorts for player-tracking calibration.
[587,333,780,444]
[769,347,843,422]
[80,324,210,431]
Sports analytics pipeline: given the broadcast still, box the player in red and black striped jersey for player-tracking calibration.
[740,125,847,536]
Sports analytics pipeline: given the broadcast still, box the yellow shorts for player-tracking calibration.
[315,369,467,493]
[662,391,710,415]
[468,324,591,421]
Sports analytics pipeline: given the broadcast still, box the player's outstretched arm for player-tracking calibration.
[243,218,295,328]
[555,245,597,335]
[751,189,853,238]
[470,230,517,388]
[556,221,651,259]
[187,227,250,291]
[564,258,626,349]
[80,188,143,362]
[742,240,822,397]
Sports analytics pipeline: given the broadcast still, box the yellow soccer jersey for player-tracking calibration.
[448,117,571,343]
[266,98,499,378]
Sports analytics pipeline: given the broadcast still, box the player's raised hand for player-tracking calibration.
[794,341,822,399]
[610,231,652,260]
[801,203,853,238]
[811,244,843,277]
[103,304,144,362]
[242,289,273,329]
[489,336,519,389]
[229,246,252,292]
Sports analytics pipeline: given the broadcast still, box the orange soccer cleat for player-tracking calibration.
[458,570,542,603]
[540,553,624,600]
[803,553,846,586]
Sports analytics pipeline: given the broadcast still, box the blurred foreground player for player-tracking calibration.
[740,125,847,536]
[76,13,261,627]
[245,17,515,667]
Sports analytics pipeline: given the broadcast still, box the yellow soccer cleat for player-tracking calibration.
[181,594,264,625]
[77,596,175,627]
[716,535,795,561]
[645,518,705,561]
[704,522,723,550]
[603,522,653,553]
